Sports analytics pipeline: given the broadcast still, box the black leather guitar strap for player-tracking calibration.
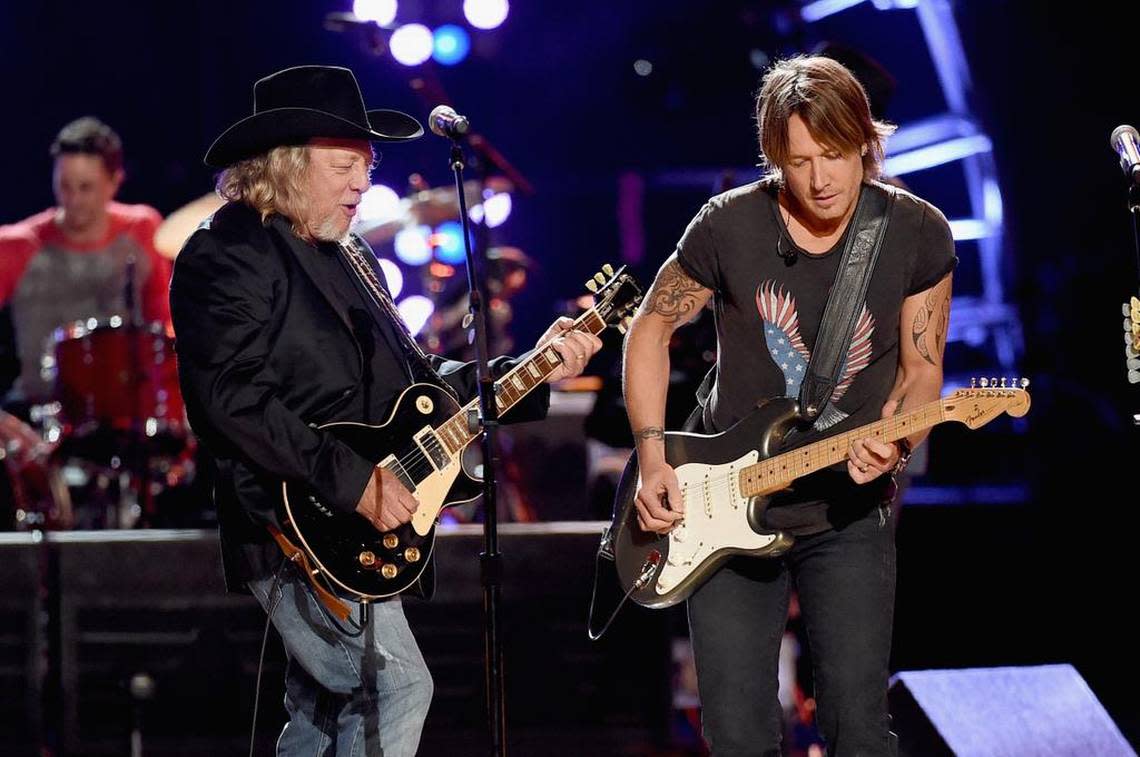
[798,182,895,422]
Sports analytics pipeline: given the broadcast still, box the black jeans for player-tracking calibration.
[687,503,897,757]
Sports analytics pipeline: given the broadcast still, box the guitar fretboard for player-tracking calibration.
[433,309,607,455]
[738,400,946,499]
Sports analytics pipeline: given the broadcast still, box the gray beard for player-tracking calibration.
[310,215,350,244]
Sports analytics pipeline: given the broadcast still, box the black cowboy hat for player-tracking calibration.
[204,65,423,168]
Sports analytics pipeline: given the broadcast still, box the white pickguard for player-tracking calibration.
[651,449,781,596]
[378,451,463,537]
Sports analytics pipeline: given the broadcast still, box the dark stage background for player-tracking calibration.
[1,0,1137,752]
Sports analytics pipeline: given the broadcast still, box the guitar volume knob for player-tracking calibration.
[381,563,398,579]
[404,547,421,563]
[382,533,399,549]
[358,551,377,569]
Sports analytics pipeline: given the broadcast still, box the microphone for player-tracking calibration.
[1110,125,1140,184]
[429,105,471,140]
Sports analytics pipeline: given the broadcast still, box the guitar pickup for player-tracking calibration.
[414,427,451,471]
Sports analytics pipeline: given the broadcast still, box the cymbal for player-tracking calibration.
[154,192,226,259]
[356,177,513,246]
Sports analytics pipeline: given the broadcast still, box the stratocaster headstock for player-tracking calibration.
[942,377,1032,429]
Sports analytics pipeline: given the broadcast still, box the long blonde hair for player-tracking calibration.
[756,55,896,184]
[215,145,312,235]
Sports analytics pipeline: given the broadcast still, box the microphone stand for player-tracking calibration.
[122,256,148,527]
[443,135,507,755]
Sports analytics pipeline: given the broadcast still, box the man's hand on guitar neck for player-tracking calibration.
[355,467,420,531]
[536,316,603,382]
[847,398,904,485]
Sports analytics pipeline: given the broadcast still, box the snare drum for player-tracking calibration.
[47,318,186,438]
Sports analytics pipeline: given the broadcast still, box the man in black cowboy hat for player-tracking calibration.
[170,65,600,755]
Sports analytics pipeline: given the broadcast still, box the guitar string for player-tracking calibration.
[664,406,947,505]
[383,310,606,481]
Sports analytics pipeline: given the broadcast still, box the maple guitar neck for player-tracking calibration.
[738,400,945,499]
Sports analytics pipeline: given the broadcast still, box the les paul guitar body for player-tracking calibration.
[283,383,479,600]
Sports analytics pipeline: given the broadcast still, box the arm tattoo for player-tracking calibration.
[911,277,951,367]
[893,394,906,414]
[635,426,665,441]
[644,261,705,325]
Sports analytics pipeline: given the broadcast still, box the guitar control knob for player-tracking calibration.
[381,563,398,579]
[404,547,421,563]
[382,533,399,549]
[358,551,377,569]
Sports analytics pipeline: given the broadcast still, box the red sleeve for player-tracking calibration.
[0,223,42,307]
[124,205,173,327]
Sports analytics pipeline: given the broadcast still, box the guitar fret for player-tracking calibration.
[739,401,947,499]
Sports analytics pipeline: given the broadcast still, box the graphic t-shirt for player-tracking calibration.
[675,179,957,534]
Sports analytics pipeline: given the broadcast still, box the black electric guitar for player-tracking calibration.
[611,380,1031,609]
[281,265,642,601]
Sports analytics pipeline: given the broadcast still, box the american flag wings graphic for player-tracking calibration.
[756,281,811,396]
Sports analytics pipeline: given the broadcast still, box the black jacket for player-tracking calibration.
[170,202,549,591]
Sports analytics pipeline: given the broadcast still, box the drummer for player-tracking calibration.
[0,117,171,409]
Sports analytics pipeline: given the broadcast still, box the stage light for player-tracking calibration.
[482,192,512,228]
[394,225,432,265]
[883,135,993,176]
[356,184,402,225]
[432,221,467,264]
[390,23,433,66]
[377,258,404,298]
[464,0,509,30]
[353,0,397,26]
[800,0,865,22]
[433,24,471,66]
[397,295,435,336]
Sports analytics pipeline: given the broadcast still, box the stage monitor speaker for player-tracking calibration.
[889,664,1135,757]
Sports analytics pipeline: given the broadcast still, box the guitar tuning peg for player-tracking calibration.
[594,272,607,285]
[602,263,614,277]
[1000,378,1007,388]
[585,280,599,293]
[616,324,627,335]
[1020,377,1030,388]
[990,377,998,389]
[970,377,977,388]
[979,378,988,388]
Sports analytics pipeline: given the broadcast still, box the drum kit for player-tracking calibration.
[4,177,526,531]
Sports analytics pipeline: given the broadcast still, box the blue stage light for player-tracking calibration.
[432,221,467,264]
[433,25,471,66]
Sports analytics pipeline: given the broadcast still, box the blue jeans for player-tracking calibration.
[248,565,434,756]
[687,504,897,757]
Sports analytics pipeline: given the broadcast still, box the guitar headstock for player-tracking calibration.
[585,264,643,334]
[1123,296,1140,385]
[942,377,1032,429]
